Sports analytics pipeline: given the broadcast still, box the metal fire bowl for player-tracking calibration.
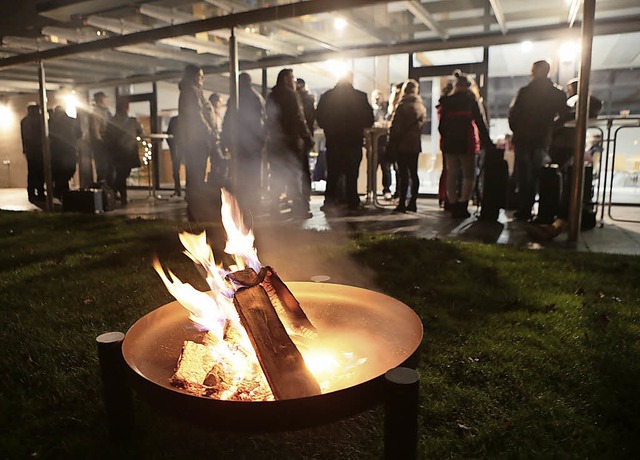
[122,282,423,431]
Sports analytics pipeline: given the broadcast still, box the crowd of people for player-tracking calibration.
[20,91,142,206]
[18,59,602,230]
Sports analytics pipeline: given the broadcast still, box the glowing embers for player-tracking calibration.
[153,189,365,401]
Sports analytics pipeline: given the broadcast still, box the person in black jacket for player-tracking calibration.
[49,106,81,199]
[266,68,314,219]
[439,71,495,218]
[20,104,45,203]
[508,60,569,221]
[387,79,427,213]
[222,72,266,212]
[316,71,374,213]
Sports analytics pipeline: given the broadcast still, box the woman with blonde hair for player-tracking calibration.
[438,70,495,218]
[387,79,427,212]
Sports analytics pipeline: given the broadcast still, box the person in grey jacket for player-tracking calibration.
[387,79,427,213]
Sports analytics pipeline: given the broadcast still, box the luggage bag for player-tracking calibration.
[479,148,509,221]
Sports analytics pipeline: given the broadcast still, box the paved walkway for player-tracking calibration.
[2,188,639,256]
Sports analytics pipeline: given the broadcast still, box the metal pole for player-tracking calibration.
[384,367,420,459]
[96,332,134,444]
[151,81,160,193]
[229,27,239,192]
[37,60,54,212]
[567,0,596,243]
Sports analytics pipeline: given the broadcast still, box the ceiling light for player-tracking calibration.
[333,18,348,31]
[520,40,533,52]
[559,40,580,63]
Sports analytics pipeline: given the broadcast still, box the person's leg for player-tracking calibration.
[395,154,409,211]
[300,150,312,212]
[323,147,339,207]
[445,153,461,206]
[380,160,392,195]
[170,148,181,195]
[515,144,534,219]
[345,148,363,209]
[407,152,420,211]
[459,154,476,203]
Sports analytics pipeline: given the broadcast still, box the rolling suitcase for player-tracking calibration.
[537,164,563,224]
[479,148,508,221]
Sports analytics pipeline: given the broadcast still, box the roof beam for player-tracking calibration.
[488,0,508,34]
[0,0,386,69]
[403,0,449,40]
[139,3,301,56]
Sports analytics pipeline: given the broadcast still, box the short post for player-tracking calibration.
[96,332,134,444]
[384,367,420,459]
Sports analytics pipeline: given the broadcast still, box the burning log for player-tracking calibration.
[228,266,317,336]
[233,283,322,400]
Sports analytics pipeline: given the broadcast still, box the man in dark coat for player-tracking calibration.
[222,72,266,211]
[20,104,45,202]
[49,106,81,199]
[316,71,374,213]
[266,68,314,219]
[508,60,569,221]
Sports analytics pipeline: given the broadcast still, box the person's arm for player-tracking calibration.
[507,88,524,134]
[472,98,494,149]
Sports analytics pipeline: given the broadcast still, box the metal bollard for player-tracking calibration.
[384,366,420,459]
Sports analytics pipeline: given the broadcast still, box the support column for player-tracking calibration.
[228,27,239,191]
[38,60,54,212]
[568,0,596,243]
[96,332,134,444]
[384,367,420,459]
[151,81,160,191]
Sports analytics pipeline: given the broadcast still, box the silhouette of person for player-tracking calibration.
[166,115,182,197]
[387,80,427,213]
[20,104,45,202]
[49,105,80,199]
[105,98,142,204]
[88,91,113,184]
[316,71,374,213]
[265,68,314,219]
[508,60,569,221]
[222,72,266,212]
[178,64,216,221]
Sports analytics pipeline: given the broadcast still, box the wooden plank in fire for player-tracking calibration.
[228,266,317,335]
[233,284,321,400]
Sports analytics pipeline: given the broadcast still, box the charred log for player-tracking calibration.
[233,284,321,400]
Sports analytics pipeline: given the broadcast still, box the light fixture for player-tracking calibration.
[324,59,350,80]
[520,40,533,52]
[333,17,348,31]
[0,103,14,130]
[559,40,580,63]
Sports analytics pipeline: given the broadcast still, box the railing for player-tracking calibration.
[364,126,392,209]
[594,116,640,225]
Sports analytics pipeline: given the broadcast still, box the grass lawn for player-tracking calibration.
[1,210,639,459]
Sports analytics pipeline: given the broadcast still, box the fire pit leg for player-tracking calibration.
[96,332,134,444]
[384,367,420,459]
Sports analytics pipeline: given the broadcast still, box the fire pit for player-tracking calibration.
[122,281,422,431]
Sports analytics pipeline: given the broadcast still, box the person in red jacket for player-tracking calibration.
[438,70,495,218]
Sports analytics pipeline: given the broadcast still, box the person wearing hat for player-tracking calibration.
[438,70,496,218]
[88,91,113,184]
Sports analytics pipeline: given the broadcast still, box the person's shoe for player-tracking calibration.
[451,202,471,218]
[383,192,393,200]
[407,200,417,212]
[393,204,406,213]
[526,223,561,241]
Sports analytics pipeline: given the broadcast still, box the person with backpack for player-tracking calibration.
[438,70,495,218]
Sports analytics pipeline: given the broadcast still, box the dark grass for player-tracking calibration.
[1,210,640,459]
